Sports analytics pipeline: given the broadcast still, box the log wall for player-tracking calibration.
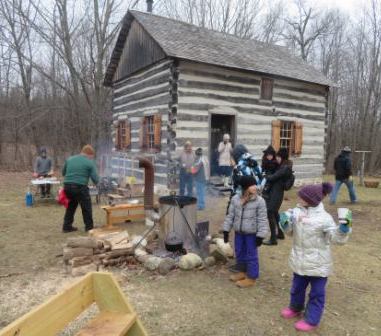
[110,59,173,185]
[175,61,327,182]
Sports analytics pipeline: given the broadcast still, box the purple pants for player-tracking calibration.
[235,233,259,279]
[290,273,328,326]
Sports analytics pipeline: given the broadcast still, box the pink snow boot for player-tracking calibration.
[294,319,317,332]
[281,307,301,319]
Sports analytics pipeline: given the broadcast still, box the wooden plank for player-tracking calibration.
[92,273,148,336]
[0,273,94,336]
[76,312,137,336]
[102,204,144,211]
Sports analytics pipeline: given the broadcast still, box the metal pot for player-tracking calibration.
[164,231,184,252]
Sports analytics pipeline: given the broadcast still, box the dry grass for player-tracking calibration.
[0,172,380,336]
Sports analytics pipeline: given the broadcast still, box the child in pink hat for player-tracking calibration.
[279,182,352,332]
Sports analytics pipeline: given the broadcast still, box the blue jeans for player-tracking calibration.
[330,179,357,204]
[234,233,259,279]
[179,170,193,197]
[195,180,205,210]
[290,273,328,326]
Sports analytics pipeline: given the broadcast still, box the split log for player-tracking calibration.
[103,247,134,260]
[68,256,94,267]
[66,237,100,249]
[102,256,136,266]
[63,247,93,261]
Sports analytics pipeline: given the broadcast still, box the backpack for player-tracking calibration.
[284,172,295,191]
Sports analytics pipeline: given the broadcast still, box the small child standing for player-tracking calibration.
[280,183,352,332]
[223,175,269,288]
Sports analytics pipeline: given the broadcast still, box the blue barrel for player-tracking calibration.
[25,191,33,207]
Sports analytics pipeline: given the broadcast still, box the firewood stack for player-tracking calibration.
[63,233,137,276]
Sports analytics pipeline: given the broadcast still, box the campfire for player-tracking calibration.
[62,157,233,276]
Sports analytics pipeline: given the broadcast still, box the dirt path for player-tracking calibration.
[0,172,380,335]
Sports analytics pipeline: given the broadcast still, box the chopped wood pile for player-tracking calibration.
[63,233,140,276]
[63,233,233,277]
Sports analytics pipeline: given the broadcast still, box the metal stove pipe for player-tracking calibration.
[138,157,154,210]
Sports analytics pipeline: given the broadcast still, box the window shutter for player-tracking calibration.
[261,78,273,100]
[294,122,303,155]
[153,114,162,151]
[139,117,147,149]
[271,120,281,151]
[115,122,121,150]
[125,120,131,149]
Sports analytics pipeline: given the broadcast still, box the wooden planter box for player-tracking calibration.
[364,180,380,188]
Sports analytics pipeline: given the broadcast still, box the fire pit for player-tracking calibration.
[158,195,198,251]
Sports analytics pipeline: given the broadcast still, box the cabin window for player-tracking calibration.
[260,78,273,101]
[116,119,131,151]
[140,114,162,152]
[271,120,303,156]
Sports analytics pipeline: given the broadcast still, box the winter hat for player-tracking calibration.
[298,182,333,207]
[223,134,230,141]
[342,146,351,153]
[238,175,257,191]
[195,148,203,156]
[263,145,276,156]
[276,147,289,161]
[39,147,47,155]
[81,144,95,156]
[232,144,249,163]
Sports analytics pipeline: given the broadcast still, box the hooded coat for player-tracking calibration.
[223,194,269,237]
[334,151,352,181]
[283,203,350,277]
[263,161,293,212]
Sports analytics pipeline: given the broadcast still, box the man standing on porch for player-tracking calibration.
[218,134,233,187]
[179,141,195,197]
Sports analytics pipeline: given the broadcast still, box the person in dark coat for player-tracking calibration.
[261,145,278,176]
[329,146,357,204]
[262,147,293,246]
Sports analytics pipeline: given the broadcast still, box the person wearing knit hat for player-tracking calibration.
[61,144,99,233]
[279,182,352,332]
[298,182,333,207]
[33,146,53,198]
[222,174,269,288]
[330,146,357,204]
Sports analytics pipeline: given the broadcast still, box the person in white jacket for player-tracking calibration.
[218,134,233,187]
[279,182,352,332]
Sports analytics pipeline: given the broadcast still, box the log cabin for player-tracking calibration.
[104,10,332,187]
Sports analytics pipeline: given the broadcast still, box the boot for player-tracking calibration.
[229,263,246,273]
[277,231,285,240]
[223,176,229,188]
[229,272,246,282]
[263,239,278,246]
[281,307,302,319]
[294,320,317,332]
[236,277,256,288]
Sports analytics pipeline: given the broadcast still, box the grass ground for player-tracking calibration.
[0,172,380,336]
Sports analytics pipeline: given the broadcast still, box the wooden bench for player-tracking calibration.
[0,272,147,336]
[101,203,145,228]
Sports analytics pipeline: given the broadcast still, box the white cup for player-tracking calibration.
[337,208,349,223]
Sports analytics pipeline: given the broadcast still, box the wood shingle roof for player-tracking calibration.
[104,10,332,87]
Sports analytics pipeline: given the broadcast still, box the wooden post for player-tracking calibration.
[355,151,371,186]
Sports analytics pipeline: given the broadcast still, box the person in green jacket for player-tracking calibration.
[62,145,99,233]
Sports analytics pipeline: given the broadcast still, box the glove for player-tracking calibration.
[339,210,352,233]
[279,211,291,231]
[255,237,263,247]
[223,231,229,243]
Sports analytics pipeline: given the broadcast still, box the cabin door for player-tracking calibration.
[209,114,236,176]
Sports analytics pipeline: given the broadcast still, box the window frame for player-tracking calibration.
[279,120,296,155]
